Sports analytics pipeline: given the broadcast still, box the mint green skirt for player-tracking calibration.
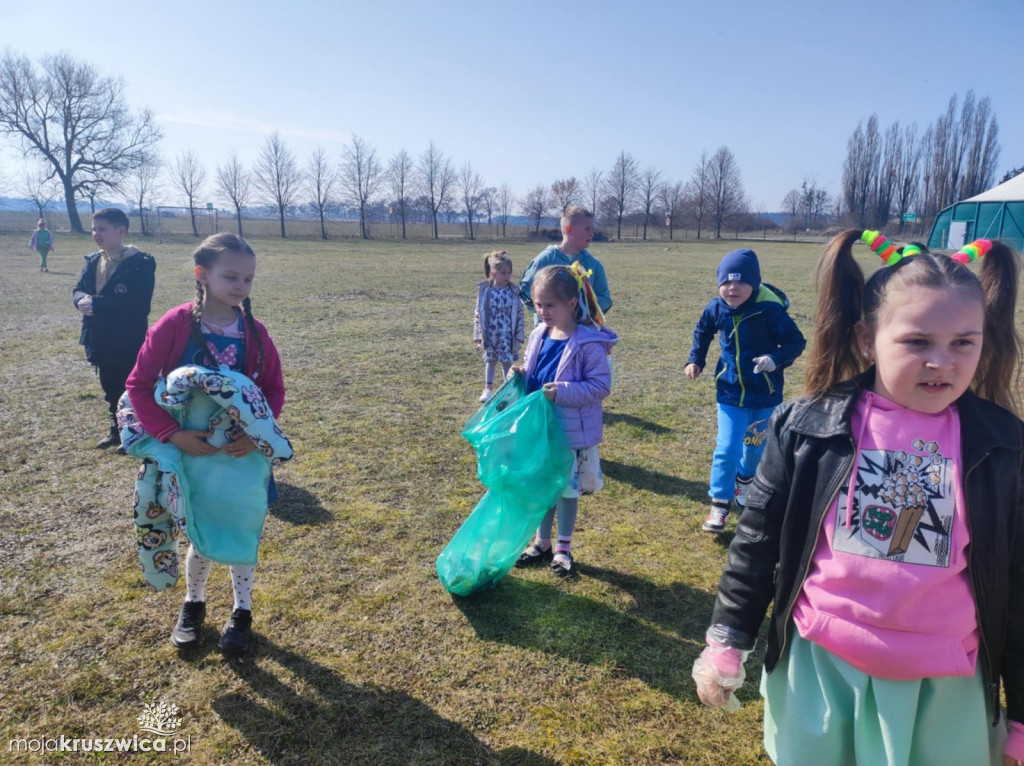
[761,632,1006,766]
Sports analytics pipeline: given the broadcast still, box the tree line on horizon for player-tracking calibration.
[0,50,1009,241]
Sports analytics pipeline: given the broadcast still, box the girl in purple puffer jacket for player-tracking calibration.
[513,264,618,577]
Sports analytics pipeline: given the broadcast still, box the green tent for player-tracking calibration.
[928,173,1024,251]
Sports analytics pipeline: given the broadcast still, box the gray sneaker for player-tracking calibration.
[702,504,729,533]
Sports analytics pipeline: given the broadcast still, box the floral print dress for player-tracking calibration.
[483,286,519,364]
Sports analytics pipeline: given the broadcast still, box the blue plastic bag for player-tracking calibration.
[437,375,574,596]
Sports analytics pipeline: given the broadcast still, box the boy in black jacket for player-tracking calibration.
[72,208,156,449]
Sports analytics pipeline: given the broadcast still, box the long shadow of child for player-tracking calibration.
[212,639,557,765]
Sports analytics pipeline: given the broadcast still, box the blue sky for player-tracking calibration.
[2,0,1022,211]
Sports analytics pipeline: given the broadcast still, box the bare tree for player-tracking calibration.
[582,168,603,224]
[637,167,662,240]
[603,151,639,239]
[417,141,456,239]
[893,123,922,232]
[660,180,684,240]
[707,146,746,238]
[339,135,383,240]
[479,186,497,227]
[254,131,301,238]
[841,115,881,227]
[216,150,252,237]
[958,93,999,199]
[121,151,162,236]
[497,183,515,238]
[387,149,413,239]
[873,122,901,228]
[458,162,484,240]
[171,151,207,236]
[550,177,579,214]
[686,151,712,239]
[1000,165,1024,183]
[21,161,62,218]
[781,189,801,226]
[0,51,162,233]
[307,148,338,240]
[521,184,548,232]
[800,177,831,227]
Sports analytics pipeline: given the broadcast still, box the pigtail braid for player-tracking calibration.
[805,229,868,395]
[974,241,1022,415]
[190,282,215,368]
[241,296,265,377]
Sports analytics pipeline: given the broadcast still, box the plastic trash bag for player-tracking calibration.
[437,375,574,596]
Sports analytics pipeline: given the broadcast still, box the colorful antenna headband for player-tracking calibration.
[569,261,606,326]
[861,230,904,266]
[952,239,992,264]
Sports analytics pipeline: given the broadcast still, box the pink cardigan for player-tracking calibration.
[126,303,285,442]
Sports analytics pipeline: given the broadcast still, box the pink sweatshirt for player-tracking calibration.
[126,303,284,442]
[792,392,979,681]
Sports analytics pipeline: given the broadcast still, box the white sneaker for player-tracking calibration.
[479,387,493,403]
[702,505,729,533]
[734,475,753,507]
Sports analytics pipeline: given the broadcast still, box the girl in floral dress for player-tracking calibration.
[472,250,525,402]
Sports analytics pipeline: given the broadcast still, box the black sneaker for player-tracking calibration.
[170,600,206,648]
[218,608,253,654]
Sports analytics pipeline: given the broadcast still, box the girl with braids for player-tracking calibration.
[513,264,617,577]
[693,231,1024,765]
[126,232,284,654]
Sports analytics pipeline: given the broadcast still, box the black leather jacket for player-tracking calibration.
[711,372,1024,723]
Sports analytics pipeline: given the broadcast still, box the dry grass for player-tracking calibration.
[0,230,834,765]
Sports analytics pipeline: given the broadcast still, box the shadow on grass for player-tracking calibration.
[269,481,331,525]
[602,459,707,502]
[212,639,556,766]
[603,411,673,435]
[454,574,712,701]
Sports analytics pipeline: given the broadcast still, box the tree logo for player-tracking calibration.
[137,701,182,736]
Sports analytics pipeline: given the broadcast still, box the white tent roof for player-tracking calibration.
[965,173,1024,202]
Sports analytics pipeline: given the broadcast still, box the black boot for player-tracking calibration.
[96,419,120,449]
[170,600,206,648]
[218,608,253,654]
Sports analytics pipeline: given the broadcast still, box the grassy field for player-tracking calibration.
[1,231,842,765]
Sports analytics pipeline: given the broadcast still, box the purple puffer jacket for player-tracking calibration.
[523,322,619,448]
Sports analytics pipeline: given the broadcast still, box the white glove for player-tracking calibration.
[752,355,776,374]
[692,640,749,712]
[76,295,94,316]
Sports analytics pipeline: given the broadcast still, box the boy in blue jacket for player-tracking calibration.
[684,248,805,533]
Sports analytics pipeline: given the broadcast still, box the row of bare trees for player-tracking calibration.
[0,48,758,243]
[520,147,748,240]
[1,49,759,241]
[839,90,1000,230]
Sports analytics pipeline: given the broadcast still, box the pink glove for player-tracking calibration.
[692,639,748,711]
[752,355,776,374]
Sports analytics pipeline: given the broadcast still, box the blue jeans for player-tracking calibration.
[708,403,775,501]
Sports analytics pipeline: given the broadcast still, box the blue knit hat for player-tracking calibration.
[717,249,761,293]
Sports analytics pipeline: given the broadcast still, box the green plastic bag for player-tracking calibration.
[437,375,574,596]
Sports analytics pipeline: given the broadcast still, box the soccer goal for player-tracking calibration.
[156,205,219,243]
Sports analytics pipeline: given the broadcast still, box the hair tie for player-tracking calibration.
[901,245,922,259]
[952,239,993,265]
[569,261,605,326]
[861,230,903,266]
[569,262,593,291]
